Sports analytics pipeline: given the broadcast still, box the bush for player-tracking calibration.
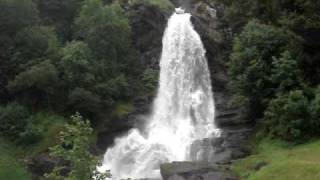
[0,103,30,140]
[270,51,303,93]
[127,0,174,11]
[142,68,159,93]
[45,113,110,180]
[229,20,301,116]
[263,88,320,141]
[19,124,43,145]
[13,26,60,62]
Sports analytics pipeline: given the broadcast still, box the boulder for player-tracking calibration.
[160,162,237,180]
[27,153,70,179]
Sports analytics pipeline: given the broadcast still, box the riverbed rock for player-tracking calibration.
[27,153,70,179]
[160,162,237,180]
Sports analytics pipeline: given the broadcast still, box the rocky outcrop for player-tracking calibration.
[160,162,237,180]
[27,154,70,180]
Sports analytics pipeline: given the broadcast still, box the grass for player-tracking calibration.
[0,113,67,180]
[112,101,134,119]
[232,139,320,180]
[21,113,67,156]
[0,138,32,180]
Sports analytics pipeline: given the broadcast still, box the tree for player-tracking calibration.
[7,61,59,109]
[270,51,304,93]
[45,113,110,180]
[0,0,39,103]
[0,0,39,44]
[13,26,60,66]
[263,89,320,141]
[75,0,132,63]
[59,41,94,89]
[0,103,30,140]
[229,20,300,117]
[36,0,84,41]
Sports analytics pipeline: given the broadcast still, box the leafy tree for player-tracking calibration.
[210,0,320,30]
[263,90,320,141]
[7,61,59,109]
[75,0,132,62]
[13,26,60,66]
[45,113,110,180]
[308,88,320,134]
[270,51,304,93]
[0,0,39,102]
[0,103,30,140]
[142,68,159,93]
[36,0,84,41]
[229,20,300,116]
[68,88,102,117]
[59,41,94,89]
[0,0,39,44]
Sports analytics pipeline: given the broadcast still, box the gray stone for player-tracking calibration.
[160,162,236,180]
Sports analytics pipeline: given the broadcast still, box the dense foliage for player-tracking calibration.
[215,0,320,141]
[0,0,170,178]
[0,0,151,124]
[45,113,110,180]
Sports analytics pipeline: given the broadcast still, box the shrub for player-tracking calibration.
[229,20,301,117]
[263,89,320,141]
[127,0,174,11]
[142,68,159,93]
[0,103,30,140]
[45,113,110,180]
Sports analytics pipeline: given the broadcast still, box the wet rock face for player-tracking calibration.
[129,4,172,69]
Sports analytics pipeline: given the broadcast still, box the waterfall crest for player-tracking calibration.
[99,11,219,179]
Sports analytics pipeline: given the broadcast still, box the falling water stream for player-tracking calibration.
[99,9,219,179]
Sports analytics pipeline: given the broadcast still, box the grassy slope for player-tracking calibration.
[0,138,32,180]
[0,113,67,180]
[232,140,320,180]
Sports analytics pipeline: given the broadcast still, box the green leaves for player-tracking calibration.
[0,103,30,140]
[45,113,111,180]
[75,0,131,60]
[229,20,301,115]
[270,51,303,93]
[263,89,320,141]
[8,61,59,93]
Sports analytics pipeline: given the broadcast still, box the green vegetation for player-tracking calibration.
[21,113,67,155]
[211,0,320,142]
[45,113,110,180]
[233,140,320,180]
[112,102,134,119]
[229,20,301,114]
[263,89,320,141]
[0,0,160,178]
[0,138,32,180]
[1,0,320,178]
[127,0,174,10]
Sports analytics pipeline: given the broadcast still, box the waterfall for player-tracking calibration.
[99,10,219,179]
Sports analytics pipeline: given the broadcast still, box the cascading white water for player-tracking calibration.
[99,10,219,179]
